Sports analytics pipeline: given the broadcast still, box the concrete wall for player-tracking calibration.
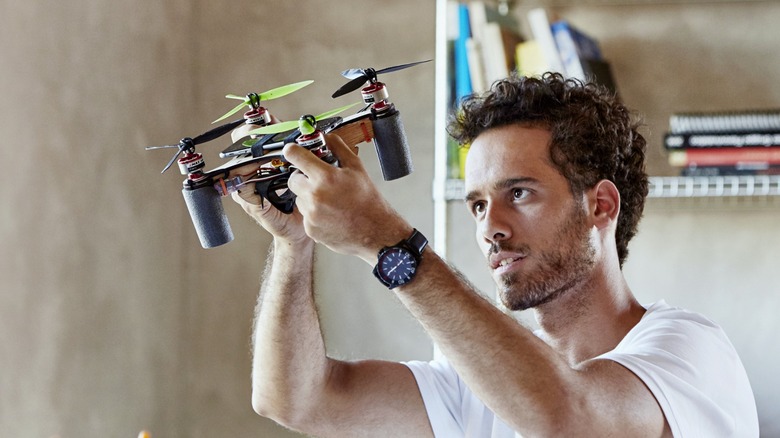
[1,0,778,437]
[0,1,434,436]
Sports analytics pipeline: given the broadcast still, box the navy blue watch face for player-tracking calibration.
[377,247,418,287]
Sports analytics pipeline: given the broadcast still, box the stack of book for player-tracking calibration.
[664,109,780,177]
[522,8,617,94]
[446,0,524,178]
[443,3,619,179]
[448,4,618,96]
[452,0,524,98]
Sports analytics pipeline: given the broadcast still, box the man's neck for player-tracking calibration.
[533,270,645,366]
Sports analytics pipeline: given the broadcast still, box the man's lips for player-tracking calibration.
[489,252,526,270]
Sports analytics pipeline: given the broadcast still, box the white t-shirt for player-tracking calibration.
[404,300,759,437]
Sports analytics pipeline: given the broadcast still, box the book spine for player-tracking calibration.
[454,3,473,102]
[582,59,617,94]
[568,23,602,60]
[668,147,780,167]
[465,38,487,94]
[481,22,510,86]
[551,21,586,80]
[527,8,564,74]
[551,20,603,81]
[516,40,546,78]
[664,132,780,149]
[669,110,780,134]
[680,164,780,177]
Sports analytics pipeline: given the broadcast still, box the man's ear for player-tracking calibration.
[591,179,620,230]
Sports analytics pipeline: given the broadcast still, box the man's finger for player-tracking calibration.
[231,186,262,206]
[286,169,310,198]
[282,143,332,179]
[231,190,269,217]
[323,133,361,168]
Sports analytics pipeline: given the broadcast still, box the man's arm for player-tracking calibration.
[247,234,432,437]
[391,251,670,437]
[231,164,433,436]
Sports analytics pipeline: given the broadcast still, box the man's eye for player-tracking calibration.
[512,188,527,200]
[472,201,486,215]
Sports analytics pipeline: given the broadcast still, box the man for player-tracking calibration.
[232,73,758,437]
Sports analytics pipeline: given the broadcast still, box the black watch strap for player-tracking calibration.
[404,229,428,259]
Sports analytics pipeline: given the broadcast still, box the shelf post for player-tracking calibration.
[433,0,450,257]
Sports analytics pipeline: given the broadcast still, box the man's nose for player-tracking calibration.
[480,203,512,245]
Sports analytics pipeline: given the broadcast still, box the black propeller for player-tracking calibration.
[146,118,244,173]
[331,59,432,98]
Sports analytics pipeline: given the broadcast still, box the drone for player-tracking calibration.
[148,60,430,249]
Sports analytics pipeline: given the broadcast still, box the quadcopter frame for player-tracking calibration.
[180,101,413,248]
[162,62,429,248]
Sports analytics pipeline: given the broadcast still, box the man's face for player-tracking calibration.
[464,124,596,311]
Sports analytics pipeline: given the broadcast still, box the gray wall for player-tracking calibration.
[0,1,435,437]
[1,1,778,437]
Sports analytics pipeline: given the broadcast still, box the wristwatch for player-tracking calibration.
[372,229,428,289]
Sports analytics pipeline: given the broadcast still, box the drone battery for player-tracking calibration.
[371,109,413,181]
[182,186,234,248]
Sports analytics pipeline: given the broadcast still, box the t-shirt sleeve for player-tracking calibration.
[597,310,758,437]
[404,357,464,437]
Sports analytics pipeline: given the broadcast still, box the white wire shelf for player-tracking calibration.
[438,176,780,201]
[647,175,780,198]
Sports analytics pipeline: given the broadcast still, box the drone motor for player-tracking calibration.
[361,82,390,105]
[244,106,272,126]
[296,124,326,149]
[178,152,205,176]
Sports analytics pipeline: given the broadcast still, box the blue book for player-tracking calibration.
[551,20,603,81]
[454,3,473,102]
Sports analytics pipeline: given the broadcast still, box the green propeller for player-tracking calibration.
[244,102,360,145]
[212,79,314,124]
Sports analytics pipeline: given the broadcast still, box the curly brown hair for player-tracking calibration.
[448,72,648,267]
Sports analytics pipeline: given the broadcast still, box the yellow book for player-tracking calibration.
[516,40,548,78]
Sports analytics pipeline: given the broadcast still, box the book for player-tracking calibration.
[443,0,463,180]
[583,58,618,95]
[465,38,487,94]
[548,19,617,94]
[468,1,521,43]
[669,109,780,134]
[516,40,548,78]
[680,164,780,177]
[444,0,459,109]
[454,3,473,102]
[668,147,780,167]
[664,131,780,149]
[467,1,523,89]
[481,22,524,86]
[527,8,565,75]
[551,19,603,81]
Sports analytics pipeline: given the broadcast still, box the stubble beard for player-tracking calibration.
[495,206,597,311]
